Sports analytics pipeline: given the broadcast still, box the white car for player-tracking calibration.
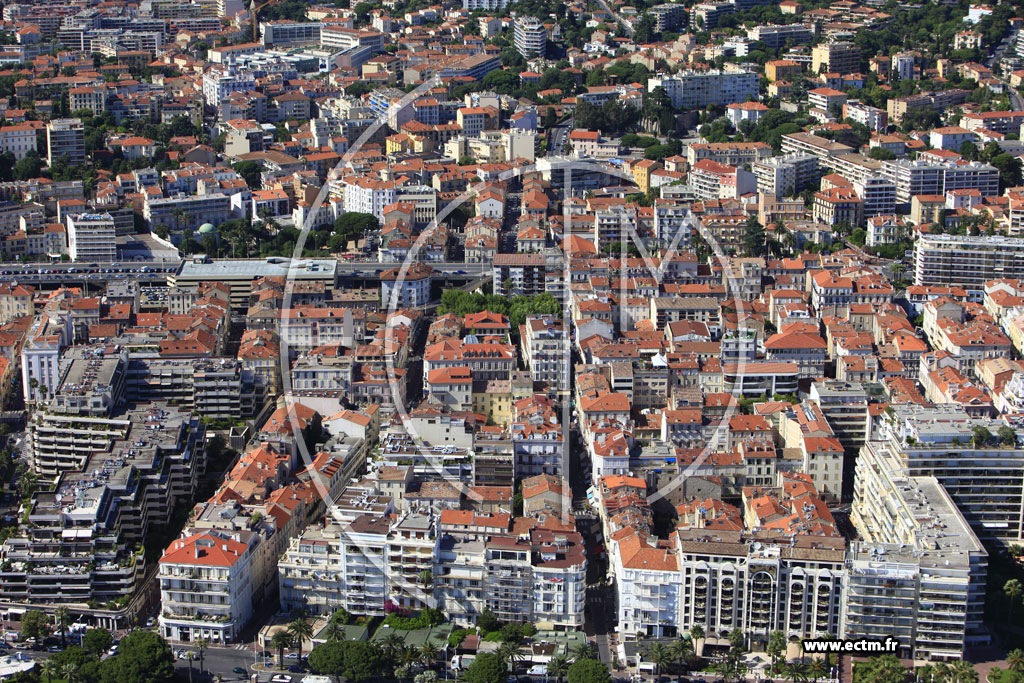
[285,652,299,659]
[527,665,548,676]
[271,676,292,683]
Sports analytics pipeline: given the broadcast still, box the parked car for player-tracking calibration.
[527,665,547,676]
[232,667,247,675]
[271,676,292,683]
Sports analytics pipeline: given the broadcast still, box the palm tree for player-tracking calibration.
[498,641,525,678]
[39,659,58,683]
[808,658,827,683]
[270,630,293,669]
[60,661,81,683]
[54,607,70,647]
[547,654,569,683]
[1007,648,1024,673]
[1006,579,1023,620]
[713,654,747,683]
[185,652,195,683]
[195,637,208,674]
[571,641,598,661]
[786,661,810,683]
[288,617,314,659]
[420,642,439,669]
[950,661,978,683]
[322,619,345,643]
[670,636,695,681]
[645,642,672,679]
[689,625,705,658]
[381,632,405,658]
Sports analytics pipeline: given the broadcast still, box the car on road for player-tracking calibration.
[285,652,299,659]
[288,665,303,673]
[271,676,292,683]
[232,667,247,675]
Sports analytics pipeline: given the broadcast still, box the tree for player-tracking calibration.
[1008,649,1024,673]
[322,618,345,643]
[787,661,810,683]
[308,640,347,676]
[1000,425,1018,446]
[83,629,113,657]
[743,216,766,256]
[420,642,438,669]
[868,147,896,161]
[333,212,379,250]
[271,630,293,669]
[288,618,314,659]
[477,608,501,633]
[950,661,978,683]
[39,659,58,683]
[808,658,827,682]
[567,659,611,683]
[55,607,70,648]
[727,628,745,653]
[184,652,195,683]
[232,160,263,190]
[571,641,598,661]
[1006,579,1023,619]
[689,624,705,656]
[12,152,42,181]
[102,631,175,683]
[645,643,672,678]
[463,653,507,683]
[418,569,433,587]
[548,654,570,683]
[972,426,993,447]
[497,641,525,678]
[767,630,786,674]
[20,610,50,643]
[59,662,80,683]
[959,140,979,161]
[195,638,208,674]
[861,654,909,683]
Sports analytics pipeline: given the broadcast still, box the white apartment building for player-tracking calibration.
[201,68,257,107]
[648,70,759,109]
[676,530,846,646]
[849,411,990,660]
[753,154,819,196]
[342,176,397,221]
[853,176,897,219]
[0,124,37,160]
[463,0,509,9]
[260,21,322,46]
[881,159,999,205]
[653,201,693,248]
[159,531,257,644]
[20,308,69,405]
[866,404,1024,544]
[523,316,569,393]
[514,17,547,57]
[843,101,887,132]
[914,233,1024,289]
[66,212,117,263]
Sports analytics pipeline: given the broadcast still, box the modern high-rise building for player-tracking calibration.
[914,233,1024,289]
[514,17,546,57]
[648,70,759,109]
[46,118,85,166]
[66,212,117,263]
[811,41,861,74]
